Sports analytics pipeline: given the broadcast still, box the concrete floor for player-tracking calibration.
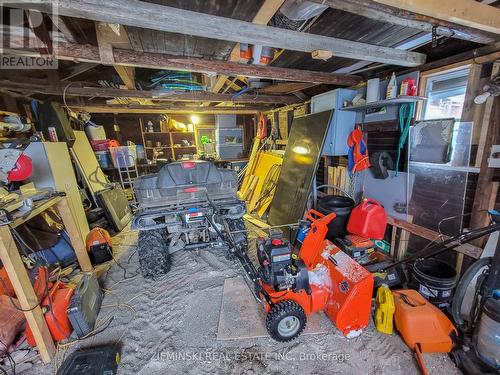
[19,226,462,375]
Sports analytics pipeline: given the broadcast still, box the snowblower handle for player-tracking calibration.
[306,209,325,221]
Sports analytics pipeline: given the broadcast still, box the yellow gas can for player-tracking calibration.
[375,284,395,334]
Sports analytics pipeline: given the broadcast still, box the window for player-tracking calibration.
[422,68,470,120]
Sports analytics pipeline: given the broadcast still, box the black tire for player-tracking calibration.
[137,229,171,279]
[266,300,307,342]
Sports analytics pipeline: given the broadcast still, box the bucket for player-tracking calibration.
[317,195,355,239]
[409,259,458,309]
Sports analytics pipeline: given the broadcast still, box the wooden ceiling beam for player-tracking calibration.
[373,0,500,35]
[13,0,425,66]
[67,105,264,114]
[0,80,301,104]
[26,9,52,55]
[60,62,98,81]
[95,22,135,89]
[260,82,317,94]
[3,39,362,86]
[48,15,76,42]
[313,0,497,44]
[212,0,286,93]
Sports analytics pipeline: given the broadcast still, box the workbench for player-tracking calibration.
[0,195,92,364]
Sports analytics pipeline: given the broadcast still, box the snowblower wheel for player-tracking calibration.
[266,300,306,342]
[137,229,171,279]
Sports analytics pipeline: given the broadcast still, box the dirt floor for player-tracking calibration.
[14,226,462,375]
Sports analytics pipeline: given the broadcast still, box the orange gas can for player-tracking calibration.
[393,289,456,353]
[26,281,74,345]
[347,198,387,240]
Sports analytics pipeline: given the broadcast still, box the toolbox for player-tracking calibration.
[56,344,120,375]
[67,274,103,338]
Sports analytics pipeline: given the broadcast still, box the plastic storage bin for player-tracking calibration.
[95,151,112,169]
[109,146,137,168]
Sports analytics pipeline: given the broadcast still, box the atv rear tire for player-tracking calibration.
[137,229,171,279]
[266,301,306,342]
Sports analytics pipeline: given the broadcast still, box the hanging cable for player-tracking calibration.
[396,102,414,176]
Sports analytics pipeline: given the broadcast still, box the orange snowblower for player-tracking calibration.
[248,210,374,341]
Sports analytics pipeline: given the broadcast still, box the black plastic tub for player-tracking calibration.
[409,258,458,309]
[317,195,355,240]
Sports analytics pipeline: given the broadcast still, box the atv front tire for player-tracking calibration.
[266,301,307,342]
[137,229,171,279]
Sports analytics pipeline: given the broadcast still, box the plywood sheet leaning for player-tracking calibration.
[247,152,283,215]
[70,131,110,194]
[267,111,332,226]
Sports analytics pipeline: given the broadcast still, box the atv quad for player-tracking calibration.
[132,160,247,279]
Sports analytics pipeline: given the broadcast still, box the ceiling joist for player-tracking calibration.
[0,80,301,105]
[95,22,136,89]
[2,38,362,86]
[212,0,286,93]
[67,105,263,114]
[313,0,497,44]
[13,0,426,66]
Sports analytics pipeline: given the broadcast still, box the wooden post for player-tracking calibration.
[0,226,55,363]
[56,197,93,272]
[470,96,500,245]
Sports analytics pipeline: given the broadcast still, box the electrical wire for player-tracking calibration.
[0,339,15,375]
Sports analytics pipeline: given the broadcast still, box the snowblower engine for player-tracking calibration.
[257,235,309,292]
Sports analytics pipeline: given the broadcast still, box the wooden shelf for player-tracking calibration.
[340,96,427,112]
[139,116,199,162]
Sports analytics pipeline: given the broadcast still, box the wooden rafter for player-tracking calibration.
[312,0,497,44]
[60,62,98,81]
[0,80,301,104]
[212,0,286,93]
[13,0,426,66]
[373,0,500,35]
[26,9,52,55]
[48,15,76,42]
[3,39,362,85]
[95,22,135,89]
[67,105,264,114]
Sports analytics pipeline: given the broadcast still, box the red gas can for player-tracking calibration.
[347,198,387,240]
